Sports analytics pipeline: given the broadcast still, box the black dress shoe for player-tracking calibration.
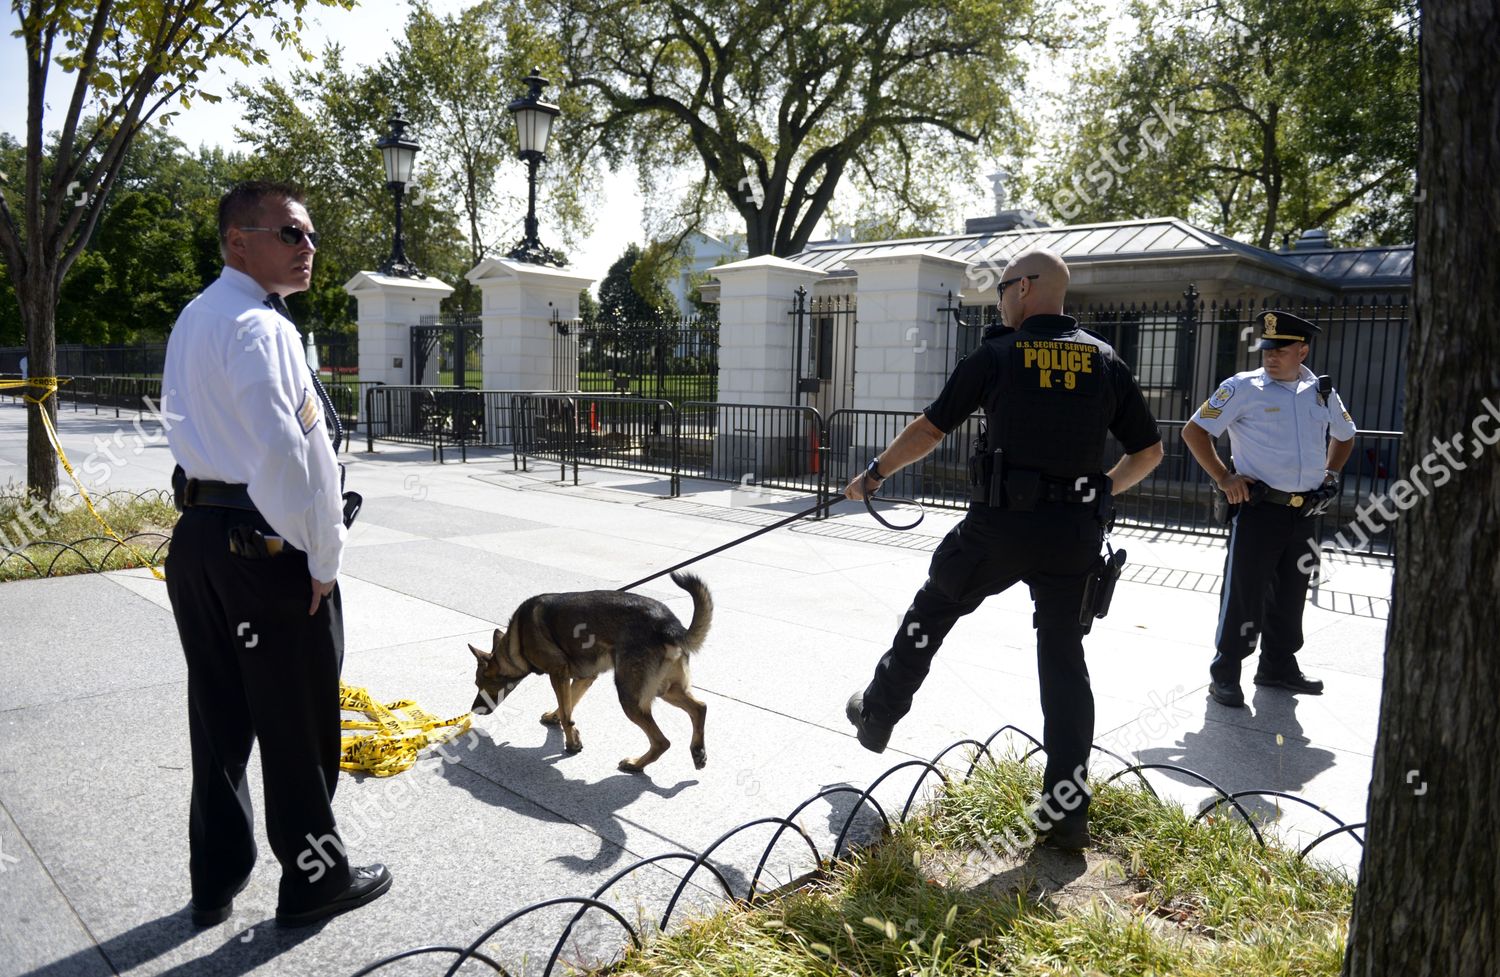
[1040,816,1090,852]
[276,864,392,928]
[845,691,892,754]
[1208,679,1245,707]
[191,876,250,927]
[1254,670,1324,694]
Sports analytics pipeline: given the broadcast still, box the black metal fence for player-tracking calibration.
[553,316,719,404]
[412,314,482,388]
[0,374,378,451]
[1,336,362,385]
[0,344,168,377]
[943,291,1407,433]
[789,289,857,414]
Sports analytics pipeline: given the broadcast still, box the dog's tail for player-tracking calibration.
[670,571,713,653]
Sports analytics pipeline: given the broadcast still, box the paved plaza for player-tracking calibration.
[0,399,1390,976]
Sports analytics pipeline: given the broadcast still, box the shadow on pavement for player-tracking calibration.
[438,727,698,875]
[1134,689,1338,826]
[20,908,315,977]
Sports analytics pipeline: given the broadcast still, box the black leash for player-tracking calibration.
[863,485,925,531]
[617,482,925,592]
[617,495,836,592]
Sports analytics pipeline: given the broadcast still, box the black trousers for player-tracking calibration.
[861,502,1101,818]
[164,505,352,912]
[1211,501,1319,683]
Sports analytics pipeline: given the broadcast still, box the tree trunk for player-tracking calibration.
[21,276,59,502]
[1343,2,1499,975]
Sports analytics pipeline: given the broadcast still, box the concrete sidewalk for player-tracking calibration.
[0,400,1388,976]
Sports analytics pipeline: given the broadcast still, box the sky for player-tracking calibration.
[0,1,1128,288]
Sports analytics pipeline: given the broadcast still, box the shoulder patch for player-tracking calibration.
[296,387,321,435]
[1198,400,1223,420]
[1208,383,1235,409]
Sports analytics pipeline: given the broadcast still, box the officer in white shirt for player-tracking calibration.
[1182,310,1357,707]
[161,180,390,929]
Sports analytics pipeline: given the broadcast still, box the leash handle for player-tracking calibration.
[863,485,925,531]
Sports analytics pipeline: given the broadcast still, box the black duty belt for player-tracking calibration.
[1259,486,1311,508]
[172,466,256,512]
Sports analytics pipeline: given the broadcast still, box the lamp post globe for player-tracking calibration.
[505,70,564,266]
[376,115,423,278]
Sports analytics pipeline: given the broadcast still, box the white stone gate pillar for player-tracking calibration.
[344,272,455,387]
[465,258,595,391]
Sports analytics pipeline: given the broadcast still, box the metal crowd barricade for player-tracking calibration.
[512,393,680,493]
[364,384,462,461]
[822,408,984,516]
[678,401,825,498]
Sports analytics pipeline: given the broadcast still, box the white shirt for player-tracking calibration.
[162,266,345,580]
[1190,365,1358,492]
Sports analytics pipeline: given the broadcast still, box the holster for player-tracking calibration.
[1079,541,1127,633]
[1301,478,1340,518]
[342,491,363,529]
[969,446,1004,506]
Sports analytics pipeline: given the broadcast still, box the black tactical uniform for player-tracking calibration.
[851,313,1161,827]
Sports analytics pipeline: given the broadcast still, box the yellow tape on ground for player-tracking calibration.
[16,378,166,581]
[338,682,473,777]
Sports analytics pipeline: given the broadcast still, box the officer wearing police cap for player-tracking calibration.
[1182,310,1357,707]
[842,248,1165,851]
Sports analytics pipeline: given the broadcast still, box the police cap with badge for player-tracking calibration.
[1210,309,1342,522]
[1250,310,1319,350]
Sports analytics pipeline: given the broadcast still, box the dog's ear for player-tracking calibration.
[491,627,505,654]
[469,643,491,663]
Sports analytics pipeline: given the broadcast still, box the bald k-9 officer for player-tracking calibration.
[843,249,1164,851]
[1182,310,1357,707]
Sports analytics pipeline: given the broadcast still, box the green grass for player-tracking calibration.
[608,756,1353,976]
[0,485,175,581]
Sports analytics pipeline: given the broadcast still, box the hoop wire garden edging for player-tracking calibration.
[0,488,173,579]
[351,724,1363,976]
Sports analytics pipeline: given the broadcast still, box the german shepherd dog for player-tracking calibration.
[468,572,713,772]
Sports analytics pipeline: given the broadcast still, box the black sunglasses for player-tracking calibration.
[240,225,319,248]
[997,273,1039,296]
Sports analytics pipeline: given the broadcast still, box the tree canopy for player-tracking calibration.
[549,0,1072,257]
[1028,0,1418,247]
[597,242,675,325]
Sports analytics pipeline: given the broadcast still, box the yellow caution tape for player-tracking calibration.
[1,376,64,402]
[13,377,166,581]
[338,682,473,777]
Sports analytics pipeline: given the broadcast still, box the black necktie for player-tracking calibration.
[266,293,343,453]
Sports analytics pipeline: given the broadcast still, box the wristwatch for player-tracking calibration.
[865,457,886,482]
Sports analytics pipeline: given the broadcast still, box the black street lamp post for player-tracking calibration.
[505,70,564,266]
[376,115,423,278]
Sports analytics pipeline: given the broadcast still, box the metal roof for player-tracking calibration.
[1281,246,1414,286]
[788,217,1412,287]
